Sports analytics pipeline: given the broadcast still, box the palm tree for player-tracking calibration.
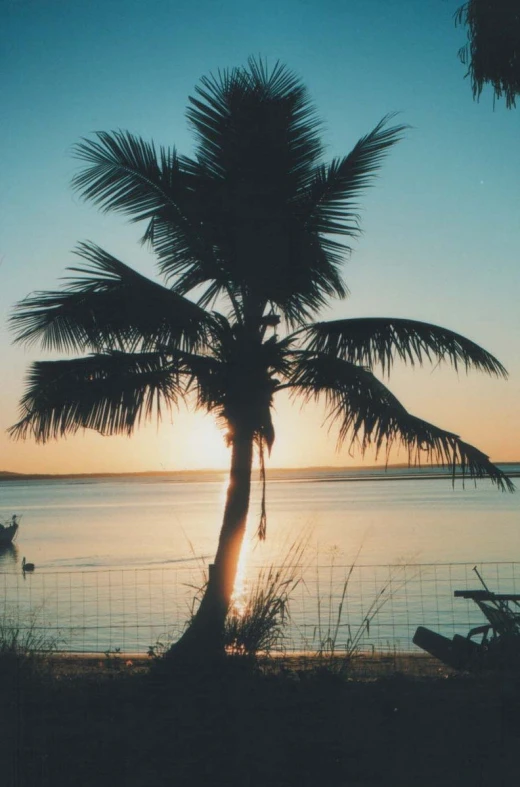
[455,1,520,108]
[10,59,513,659]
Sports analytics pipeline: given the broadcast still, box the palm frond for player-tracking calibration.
[10,243,214,354]
[10,352,183,443]
[244,115,406,325]
[301,317,508,377]
[301,115,408,247]
[455,1,520,108]
[288,352,514,491]
[72,131,181,222]
[135,160,239,308]
[72,132,233,308]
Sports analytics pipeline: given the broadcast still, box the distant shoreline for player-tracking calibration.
[1,462,518,483]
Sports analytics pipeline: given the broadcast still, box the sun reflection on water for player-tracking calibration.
[230,535,251,616]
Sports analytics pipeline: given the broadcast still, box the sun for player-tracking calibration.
[175,413,231,470]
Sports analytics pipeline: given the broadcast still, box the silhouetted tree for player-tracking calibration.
[10,59,513,660]
[455,1,520,107]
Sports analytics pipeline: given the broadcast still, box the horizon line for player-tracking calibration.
[1,460,519,480]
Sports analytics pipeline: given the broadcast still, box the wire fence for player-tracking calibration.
[1,561,518,655]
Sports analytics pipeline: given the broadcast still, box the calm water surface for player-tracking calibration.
[1,467,518,569]
[0,467,518,653]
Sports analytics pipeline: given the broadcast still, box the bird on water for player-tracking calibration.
[22,557,35,572]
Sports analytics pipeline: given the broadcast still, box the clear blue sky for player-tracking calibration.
[2,0,519,472]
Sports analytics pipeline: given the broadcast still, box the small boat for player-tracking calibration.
[0,515,19,546]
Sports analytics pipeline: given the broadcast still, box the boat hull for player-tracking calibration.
[0,523,18,545]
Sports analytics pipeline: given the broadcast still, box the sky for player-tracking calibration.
[1,0,519,474]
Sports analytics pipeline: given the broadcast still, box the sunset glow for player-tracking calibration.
[173,415,231,471]
[2,1,518,476]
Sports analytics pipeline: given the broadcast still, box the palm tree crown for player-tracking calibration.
[10,59,513,654]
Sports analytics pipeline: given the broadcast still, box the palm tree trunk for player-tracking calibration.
[167,425,254,660]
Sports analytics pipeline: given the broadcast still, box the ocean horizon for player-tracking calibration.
[2,460,519,484]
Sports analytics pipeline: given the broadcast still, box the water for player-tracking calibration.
[0,466,519,653]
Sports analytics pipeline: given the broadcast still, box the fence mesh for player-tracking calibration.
[1,561,518,655]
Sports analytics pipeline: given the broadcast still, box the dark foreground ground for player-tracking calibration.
[1,654,518,787]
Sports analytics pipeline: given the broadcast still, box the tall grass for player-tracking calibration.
[0,607,61,655]
[224,537,308,656]
[0,606,62,678]
[313,556,418,666]
[314,543,363,658]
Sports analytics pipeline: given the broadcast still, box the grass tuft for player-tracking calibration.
[0,606,62,683]
[224,537,308,657]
